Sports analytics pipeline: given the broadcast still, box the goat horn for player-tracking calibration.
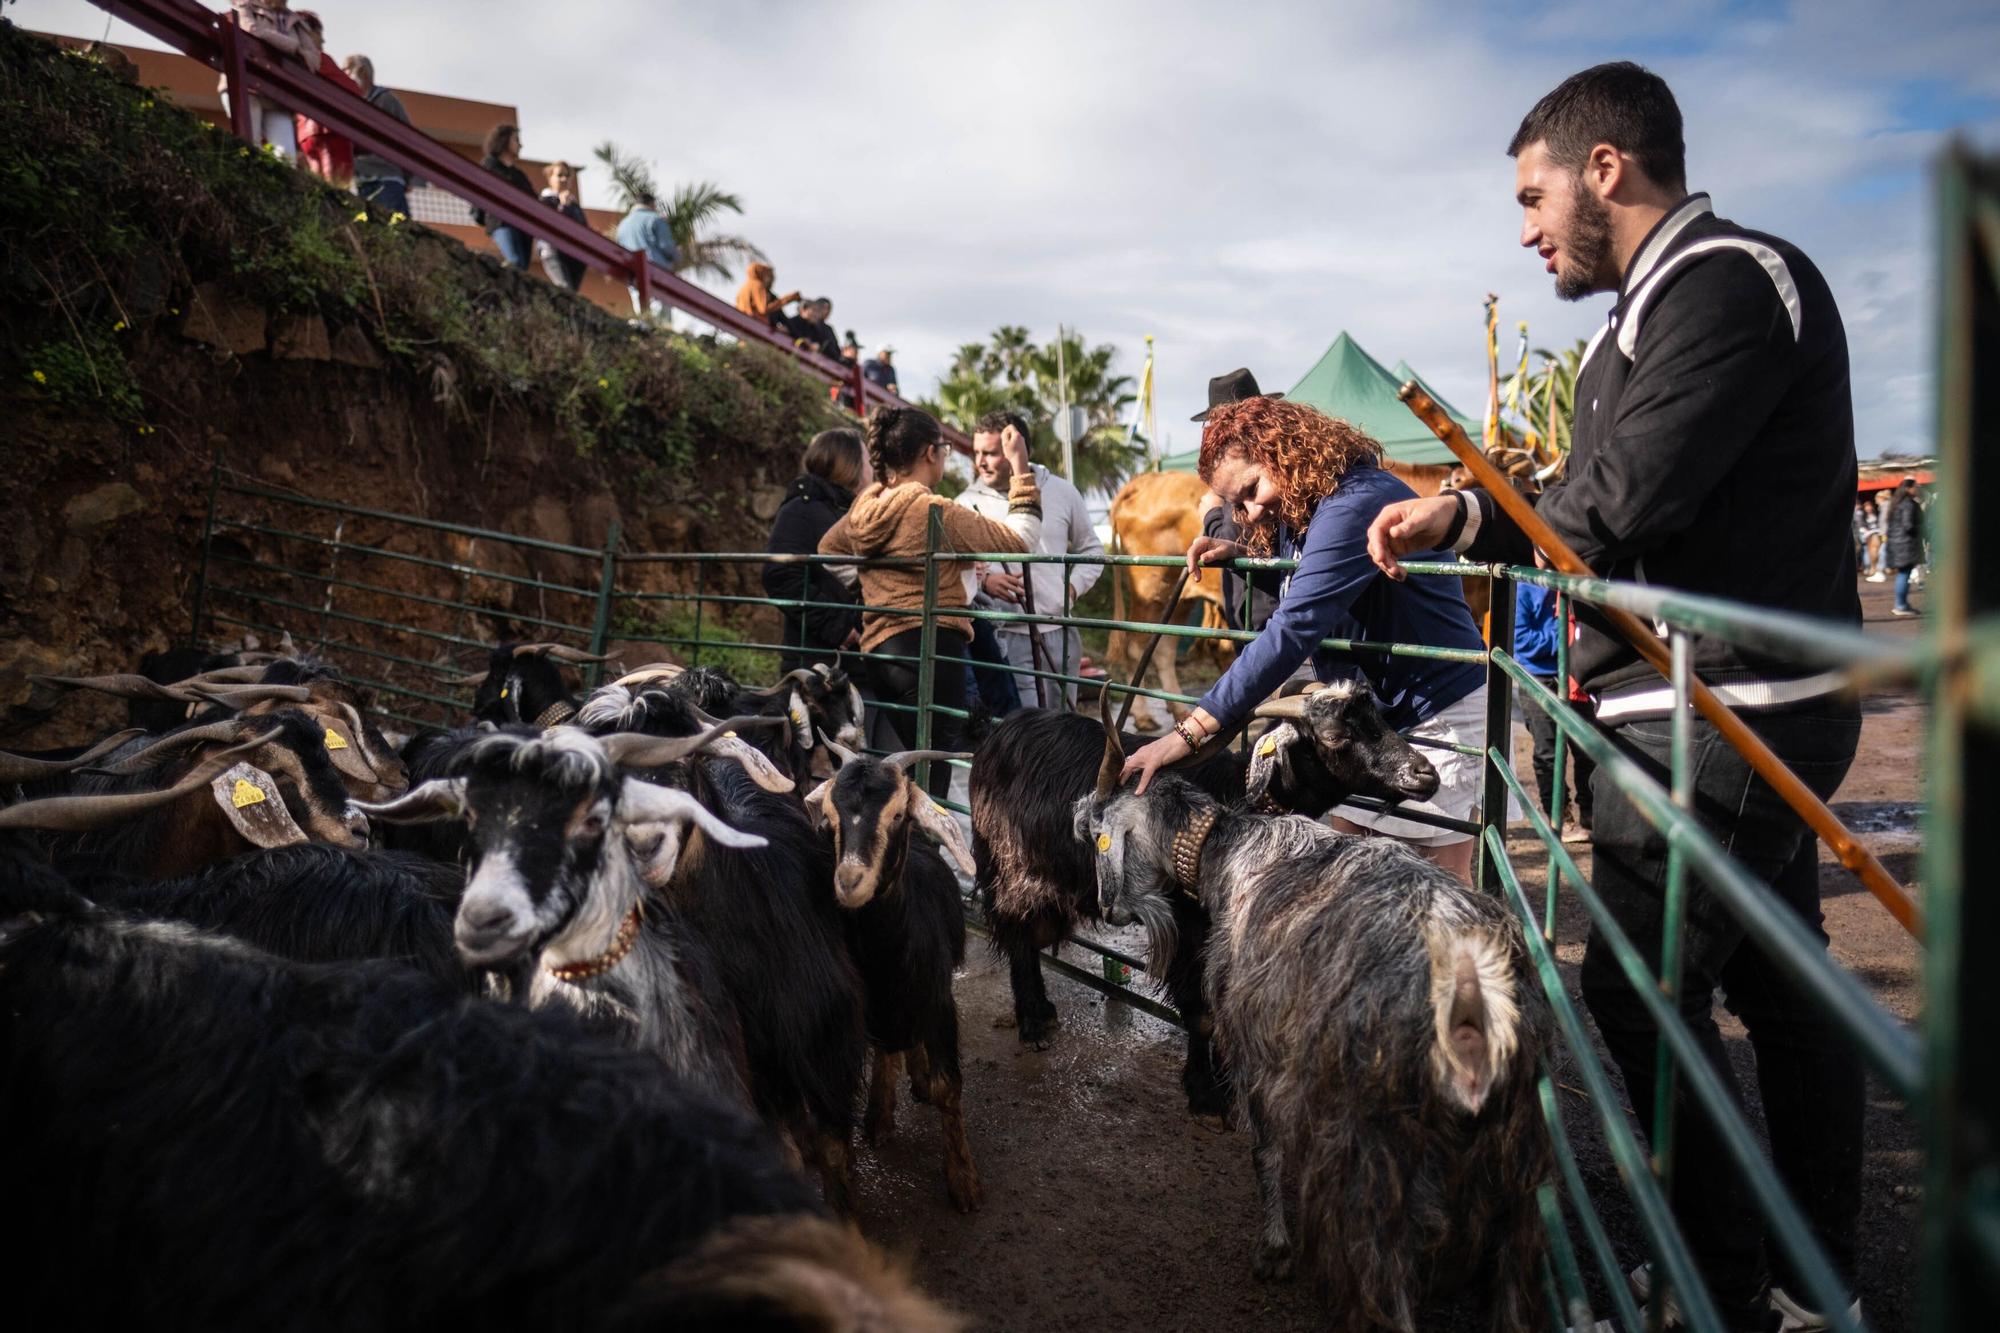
[439,670,490,687]
[0,729,146,784]
[597,715,785,771]
[822,735,860,767]
[1252,695,1309,720]
[613,662,687,687]
[333,701,394,783]
[1094,687,1127,800]
[187,683,316,709]
[31,673,201,704]
[0,736,271,832]
[541,645,614,665]
[883,750,970,773]
[173,664,270,686]
[85,718,276,776]
[748,669,818,699]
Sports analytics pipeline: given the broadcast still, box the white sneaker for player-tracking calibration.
[1770,1285,1861,1332]
[1865,572,1887,583]
[1627,1264,1684,1326]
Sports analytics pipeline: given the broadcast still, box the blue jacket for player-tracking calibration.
[1513,583,1561,677]
[615,207,680,273]
[1197,460,1486,732]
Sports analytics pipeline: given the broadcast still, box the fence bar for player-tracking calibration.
[1539,1078,1643,1332]
[208,553,598,636]
[1546,588,1572,940]
[1649,630,1696,1285]
[1478,571,1517,892]
[188,453,222,646]
[586,521,620,690]
[215,520,603,598]
[914,509,941,793]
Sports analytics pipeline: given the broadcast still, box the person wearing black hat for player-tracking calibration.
[1195,370,1283,632]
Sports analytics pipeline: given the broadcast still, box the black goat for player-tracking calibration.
[0,709,369,879]
[1076,735,1549,1330]
[804,748,982,1211]
[628,661,867,784]
[0,885,952,1330]
[97,843,475,992]
[363,722,867,1214]
[448,641,613,728]
[971,682,1439,1115]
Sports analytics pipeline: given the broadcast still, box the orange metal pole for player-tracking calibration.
[1398,381,1922,938]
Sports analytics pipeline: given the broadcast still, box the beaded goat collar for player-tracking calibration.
[1170,807,1219,895]
[546,902,643,983]
[533,701,577,730]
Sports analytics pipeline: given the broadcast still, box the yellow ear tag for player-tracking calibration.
[499,686,509,700]
[789,704,808,729]
[1257,735,1277,757]
[324,728,348,750]
[230,778,267,809]
[1095,833,1112,853]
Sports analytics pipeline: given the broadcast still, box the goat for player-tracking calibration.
[358,723,774,1110]
[96,843,475,992]
[1075,721,1550,1331]
[970,682,1441,1114]
[803,747,982,1211]
[0,709,370,879]
[632,661,867,784]
[443,641,613,728]
[0,882,954,1330]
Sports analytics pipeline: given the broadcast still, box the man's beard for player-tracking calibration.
[1555,180,1615,302]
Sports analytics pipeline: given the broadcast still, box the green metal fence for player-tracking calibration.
[181,145,1998,1333]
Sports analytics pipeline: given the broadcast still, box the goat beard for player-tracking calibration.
[1130,886,1181,980]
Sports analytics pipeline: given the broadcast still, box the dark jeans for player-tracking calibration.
[966,616,1021,717]
[491,224,533,269]
[1523,676,1596,827]
[356,177,409,217]
[1581,703,1863,1327]
[871,627,968,798]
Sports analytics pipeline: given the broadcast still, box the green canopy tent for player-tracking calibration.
[1159,332,1476,471]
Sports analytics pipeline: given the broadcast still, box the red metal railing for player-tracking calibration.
[85,0,960,446]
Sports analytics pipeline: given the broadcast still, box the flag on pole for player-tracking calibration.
[1503,320,1529,421]
[1481,295,1501,450]
[1130,334,1158,468]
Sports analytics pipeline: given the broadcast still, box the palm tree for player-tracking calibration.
[1501,338,1589,459]
[927,326,1147,496]
[591,142,766,283]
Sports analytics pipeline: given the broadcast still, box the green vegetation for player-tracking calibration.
[925,325,1149,498]
[613,603,769,681]
[0,24,839,465]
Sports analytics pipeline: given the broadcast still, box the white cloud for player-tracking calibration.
[25,0,2000,458]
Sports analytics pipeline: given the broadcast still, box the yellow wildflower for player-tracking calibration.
[354,211,369,223]
[31,370,47,385]
[113,320,127,332]
[597,377,609,388]
[389,212,407,225]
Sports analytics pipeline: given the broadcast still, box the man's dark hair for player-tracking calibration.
[976,409,1033,442]
[636,192,659,209]
[482,122,519,159]
[1508,62,1686,192]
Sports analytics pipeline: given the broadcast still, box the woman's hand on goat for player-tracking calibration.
[1185,536,1247,583]
[1122,733,1185,795]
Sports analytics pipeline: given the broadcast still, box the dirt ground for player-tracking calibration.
[851,577,1927,1331]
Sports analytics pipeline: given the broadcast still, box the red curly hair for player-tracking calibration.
[1197,397,1384,553]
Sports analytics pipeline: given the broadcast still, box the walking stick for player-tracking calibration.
[1396,382,1922,938]
[1114,566,1193,732]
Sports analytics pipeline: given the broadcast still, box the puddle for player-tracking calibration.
[1832,801,1924,836]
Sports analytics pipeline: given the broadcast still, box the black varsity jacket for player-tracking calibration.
[1459,193,1862,721]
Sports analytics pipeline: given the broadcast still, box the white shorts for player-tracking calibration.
[1331,686,1485,848]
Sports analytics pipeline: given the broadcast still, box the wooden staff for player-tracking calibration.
[1397,381,1922,938]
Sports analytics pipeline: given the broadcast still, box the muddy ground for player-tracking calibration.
[852,577,1927,1331]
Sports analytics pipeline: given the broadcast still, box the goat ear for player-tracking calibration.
[618,779,769,851]
[801,778,833,829]
[911,794,975,876]
[354,777,467,823]
[209,762,311,849]
[787,690,816,749]
[1245,723,1303,804]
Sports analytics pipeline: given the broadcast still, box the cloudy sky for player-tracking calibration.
[32,0,2000,458]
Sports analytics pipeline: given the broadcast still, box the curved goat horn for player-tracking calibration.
[1094,687,1127,800]
[597,715,784,770]
[612,662,686,688]
[0,736,270,833]
[749,668,819,699]
[173,664,271,687]
[438,670,490,687]
[187,683,316,709]
[0,729,146,785]
[32,673,201,704]
[86,718,276,777]
[509,643,610,664]
[883,749,970,773]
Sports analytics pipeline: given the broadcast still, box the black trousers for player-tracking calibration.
[1581,703,1863,1327]
[1523,676,1596,827]
[871,627,969,799]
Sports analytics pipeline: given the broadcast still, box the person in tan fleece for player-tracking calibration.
[819,407,1041,792]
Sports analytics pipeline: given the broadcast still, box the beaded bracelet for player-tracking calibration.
[1173,719,1204,753]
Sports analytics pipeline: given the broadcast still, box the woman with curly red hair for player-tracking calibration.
[1121,396,1488,879]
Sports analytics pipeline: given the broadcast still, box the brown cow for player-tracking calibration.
[1384,450,1552,636]
[1103,471,1235,725]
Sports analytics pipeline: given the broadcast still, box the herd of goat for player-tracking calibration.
[0,638,1551,1331]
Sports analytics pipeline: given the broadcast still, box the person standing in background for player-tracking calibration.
[763,429,869,672]
[1863,491,1889,581]
[862,346,899,396]
[1885,478,1925,617]
[536,162,589,292]
[342,54,425,217]
[615,192,680,317]
[289,13,356,185]
[223,0,308,158]
[734,263,801,330]
[956,410,1104,708]
[474,124,537,270]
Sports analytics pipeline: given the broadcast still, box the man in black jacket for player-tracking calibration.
[1369,64,1862,1331]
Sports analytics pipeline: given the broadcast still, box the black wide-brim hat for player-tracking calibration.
[1192,367,1283,422]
